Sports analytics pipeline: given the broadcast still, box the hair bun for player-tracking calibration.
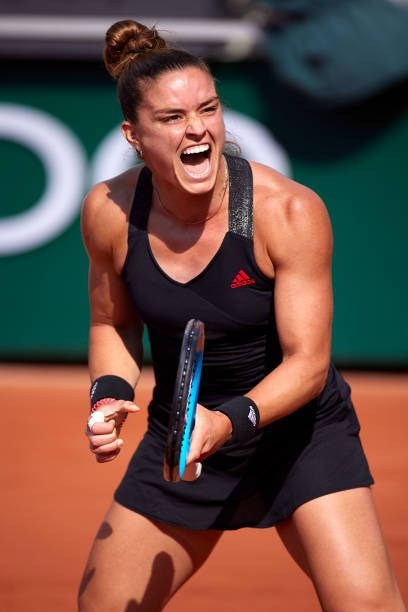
[104,20,167,80]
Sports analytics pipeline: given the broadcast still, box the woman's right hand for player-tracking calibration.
[86,400,140,463]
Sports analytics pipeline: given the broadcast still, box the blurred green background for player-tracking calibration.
[1,58,407,367]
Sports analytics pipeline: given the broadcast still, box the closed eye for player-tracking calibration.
[202,105,218,114]
[162,114,182,123]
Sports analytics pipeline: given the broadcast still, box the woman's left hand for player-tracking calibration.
[186,404,232,466]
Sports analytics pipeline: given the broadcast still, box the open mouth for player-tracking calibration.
[180,144,211,178]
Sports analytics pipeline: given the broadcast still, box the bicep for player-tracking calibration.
[89,259,141,330]
[81,184,142,330]
[272,195,333,363]
[82,187,144,376]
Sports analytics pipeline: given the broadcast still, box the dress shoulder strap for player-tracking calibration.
[128,165,152,235]
[225,154,253,239]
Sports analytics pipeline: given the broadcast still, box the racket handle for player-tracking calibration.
[181,462,202,482]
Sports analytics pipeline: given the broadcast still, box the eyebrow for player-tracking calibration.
[154,96,220,115]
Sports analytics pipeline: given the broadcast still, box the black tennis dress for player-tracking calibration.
[115,154,374,530]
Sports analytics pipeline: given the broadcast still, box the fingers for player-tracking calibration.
[88,431,117,448]
[186,404,206,464]
[88,419,115,436]
[104,399,140,416]
[88,422,123,455]
[186,405,232,465]
[186,428,214,464]
[86,415,122,461]
[91,437,124,456]
[182,462,202,482]
[96,448,121,463]
[85,399,141,462]
[186,429,204,464]
[87,399,140,432]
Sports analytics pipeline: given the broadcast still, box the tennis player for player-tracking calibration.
[78,19,405,611]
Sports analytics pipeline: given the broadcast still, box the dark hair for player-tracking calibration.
[104,20,211,123]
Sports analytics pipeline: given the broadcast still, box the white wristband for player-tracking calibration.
[87,410,105,432]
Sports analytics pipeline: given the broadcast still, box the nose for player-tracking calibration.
[185,113,206,138]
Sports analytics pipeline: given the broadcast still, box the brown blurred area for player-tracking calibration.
[0,365,406,611]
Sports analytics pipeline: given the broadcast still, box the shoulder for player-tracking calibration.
[249,160,333,263]
[81,166,144,260]
[249,159,328,222]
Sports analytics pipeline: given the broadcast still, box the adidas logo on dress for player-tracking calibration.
[230,269,255,288]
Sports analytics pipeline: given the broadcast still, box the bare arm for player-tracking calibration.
[81,181,143,461]
[87,257,143,385]
[248,187,333,425]
[82,182,143,386]
[188,181,333,463]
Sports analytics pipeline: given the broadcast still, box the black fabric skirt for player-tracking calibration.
[114,365,374,530]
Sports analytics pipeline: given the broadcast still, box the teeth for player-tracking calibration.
[182,144,210,155]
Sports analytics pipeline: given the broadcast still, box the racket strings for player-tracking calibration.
[173,330,196,454]
[173,329,196,455]
[164,319,205,482]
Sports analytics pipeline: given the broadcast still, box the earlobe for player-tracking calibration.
[121,120,141,152]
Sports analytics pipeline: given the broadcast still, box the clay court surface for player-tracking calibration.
[1,364,407,611]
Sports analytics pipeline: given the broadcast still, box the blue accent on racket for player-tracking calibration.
[179,349,203,479]
[163,319,205,483]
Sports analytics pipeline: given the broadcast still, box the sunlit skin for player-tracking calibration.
[121,66,226,222]
[79,56,406,612]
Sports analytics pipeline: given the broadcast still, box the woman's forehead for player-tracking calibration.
[141,67,216,109]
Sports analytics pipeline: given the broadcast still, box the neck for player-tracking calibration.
[152,157,228,225]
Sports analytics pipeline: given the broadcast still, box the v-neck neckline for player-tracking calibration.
[128,154,254,286]
[145,230,232,287]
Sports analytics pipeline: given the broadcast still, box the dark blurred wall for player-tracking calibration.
[0,0,226,17]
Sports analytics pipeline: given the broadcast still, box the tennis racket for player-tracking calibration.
[163,319,205,483]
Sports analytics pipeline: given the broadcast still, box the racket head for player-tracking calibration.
[163,319,205,483]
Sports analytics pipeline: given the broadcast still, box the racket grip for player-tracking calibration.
[181,462,202,482]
